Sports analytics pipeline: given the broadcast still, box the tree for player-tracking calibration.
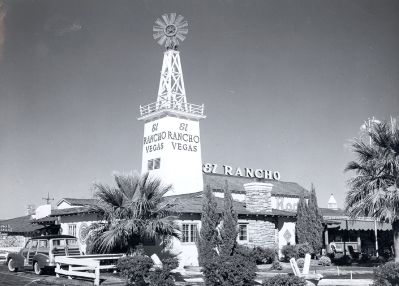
[88,172,180,254]
[307,184,324,254]
[296,195,309,244]
[345,119,399,261]
[198,185,220,285]
[218,181,239,258]
[215,181,256,286]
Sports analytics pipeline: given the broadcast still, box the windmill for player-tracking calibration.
[153,13,188,50]
[138,14,205,196]
[151,13,190,111]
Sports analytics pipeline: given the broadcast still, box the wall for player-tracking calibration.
[59,214,98,254]
[277,217,296,257]
[141,115,203,196]
[271,196,299,212]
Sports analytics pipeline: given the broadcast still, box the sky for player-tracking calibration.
[0,0,398,219]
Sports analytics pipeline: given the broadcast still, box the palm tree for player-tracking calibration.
[345,119,399,261]
[87,172,180,254]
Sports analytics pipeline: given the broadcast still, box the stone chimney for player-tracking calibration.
[244,182,273,213]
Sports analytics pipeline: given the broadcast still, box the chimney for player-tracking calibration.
[244,182,273,213]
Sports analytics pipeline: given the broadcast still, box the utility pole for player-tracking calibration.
[42,192,54,205]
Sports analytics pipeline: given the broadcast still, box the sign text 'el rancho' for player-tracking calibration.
[202,163,281,181]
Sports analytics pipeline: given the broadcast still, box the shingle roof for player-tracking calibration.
[50,206,95,217]
[203,173,309,198]
[319,207,346,218]
[57,198,97,207]
[49,192,295,217]
[165,192,296,217]
[0,215,44,234]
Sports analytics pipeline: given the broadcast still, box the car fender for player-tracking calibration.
[33,253,49,268]
[7,252,24,268]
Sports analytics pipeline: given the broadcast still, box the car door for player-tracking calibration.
[22,240,32,267]
[27,240,38,266]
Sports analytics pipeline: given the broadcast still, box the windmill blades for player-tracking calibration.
[176,33,186,42]
[175,15,184,25]
[162,14,170,25]
[153,26,164,32]
[155,18,166,28]
[169,13,176,24]
[153,31,164,40]
[176,21,188,29]
[157,35,167,46]
[178,28,188,35]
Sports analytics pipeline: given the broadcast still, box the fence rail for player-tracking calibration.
[55,254,124,285]
[140,100,204,117]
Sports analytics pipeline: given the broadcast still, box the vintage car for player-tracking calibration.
[7,235,81,275]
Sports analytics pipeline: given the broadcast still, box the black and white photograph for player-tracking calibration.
[0,1,398,285]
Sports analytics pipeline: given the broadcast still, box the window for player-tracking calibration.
[147,158,161,170]
[238,224,248,241]
[182,224,198,243]
[68,224,77,237]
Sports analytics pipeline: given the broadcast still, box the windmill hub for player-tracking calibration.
[165,25,177,37]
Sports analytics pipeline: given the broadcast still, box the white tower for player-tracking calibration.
[327,193,338,210]
[138,14,205,196]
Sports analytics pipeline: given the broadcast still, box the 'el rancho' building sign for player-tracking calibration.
[202,163,281,181]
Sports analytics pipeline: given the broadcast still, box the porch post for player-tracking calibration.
[374,220,379,257]
[357,234,361,252]
[324,228,329,249]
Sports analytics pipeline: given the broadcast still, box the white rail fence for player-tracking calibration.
[55,254,124,285]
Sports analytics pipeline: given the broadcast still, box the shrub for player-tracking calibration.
[147,257,179,286]
[333,255,352,266]
[296,243,314,258]
[117,255,153,286]
[282,245,298,261]
[296,258,305,268]
[217,252,256,285]
[373,262,399,286]
[318,256,331,266]
[270,261,283,271]
[251,246,277,264]
[262,274,306,286]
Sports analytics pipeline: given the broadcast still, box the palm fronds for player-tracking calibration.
[345,119,399,223]
[88,171,180,254]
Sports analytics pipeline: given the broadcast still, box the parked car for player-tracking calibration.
[0,249,8,263]
[7,235,81,275]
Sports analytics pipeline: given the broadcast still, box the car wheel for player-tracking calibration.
[33,262,43,275]
[8,258,18,272]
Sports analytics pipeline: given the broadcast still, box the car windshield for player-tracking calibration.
[52,238,78,246]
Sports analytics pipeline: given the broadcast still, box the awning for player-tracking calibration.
[326,219,392,231]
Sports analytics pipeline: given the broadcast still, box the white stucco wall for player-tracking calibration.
[277,218,296,257]
[141,116,204,196]
[59,214,98,254]
[272,196,299,212]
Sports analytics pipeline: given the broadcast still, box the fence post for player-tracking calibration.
[94,261,100,286]
[55,262,60,278]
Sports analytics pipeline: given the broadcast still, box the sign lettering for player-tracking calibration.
[203,163,281,181]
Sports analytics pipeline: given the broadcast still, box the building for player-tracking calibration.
[0,14,393,265]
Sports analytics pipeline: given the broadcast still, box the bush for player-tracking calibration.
[262,274,306,286]
[117,255,154,286]
[333,255,352,266]
[251,246,277,264]
[147,257,179,286]
[296,243,314,258]
[282,245,298,261]
[216,249,257,286]
[270,261,283,271]
[318,256,331,266]
[373,262,399,286]
[296,258,305,268]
